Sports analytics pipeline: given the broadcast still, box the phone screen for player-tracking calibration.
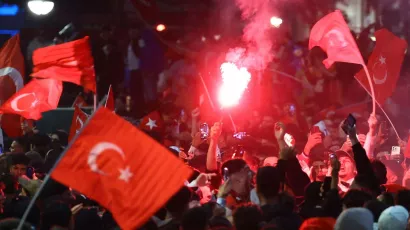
[200,123,209,139]
[346,114,356,127]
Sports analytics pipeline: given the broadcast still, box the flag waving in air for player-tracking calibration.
[355,29,408,105]
[105,85,115,111]
[51,108,192,230]
[68,105,89,142]
[0,79,62,120]
[0,34,26,137]
[31,37,96,92]
[309,10,365,68]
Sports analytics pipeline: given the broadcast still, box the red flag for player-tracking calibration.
[139,111,164,132]
[0,34,26,137]
[51,108,192,230]
[105,85,115,111]
[72,94,88,107]
[31,37,96,93]
[309,10,365,68]
[68,105,89,142]
[355,29,408,105]
[0,79,62,120]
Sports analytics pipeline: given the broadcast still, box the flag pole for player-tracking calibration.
[362,65,376,115]
[199,73,216,111]
[105,85,112,108]
[93,93,97,112]
[17,95,108,230]
[354,77,400,140]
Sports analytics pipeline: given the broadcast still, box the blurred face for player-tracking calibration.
[312,161,328,180]
[230,167,251,196]
[338,156,356,180]
[10,164,27,178]
[10,141,24,153]
[264,157,278,167]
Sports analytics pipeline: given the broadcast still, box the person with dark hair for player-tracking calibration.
[10,137,29,153]
[371,159,387,185]
[8,153,30,179]
[29,133,51,158]
[74,208,103,230]
[181,207,210,230]
[364,200,388,229]
[342,190,372,209]
[233,203,263,230]
[378,192,395,207]
[160,186,192,230]
[255,166,280,206]
[41,201,72,230]
[396,190,410,212]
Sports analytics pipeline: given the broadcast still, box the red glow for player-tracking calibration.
[156,24,166,32]
[218,62,251,108]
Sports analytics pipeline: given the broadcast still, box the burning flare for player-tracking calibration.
[218,62,251,108]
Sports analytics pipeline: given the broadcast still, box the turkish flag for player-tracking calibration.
[72,93,88,107]
[51,108,192,230]
[31,37,96,93]
[0,79,63,120]
[0,34,26,138]
[105,85,115,111]
[309,10,365,68]
[68,105,89,142]
[139,111,163,132]
[355,29,408,105]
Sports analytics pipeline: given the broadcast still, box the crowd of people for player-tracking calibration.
[1,8,410,230]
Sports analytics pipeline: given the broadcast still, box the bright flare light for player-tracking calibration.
[270,16,283,28]
[219,62,251,108]
[156,24,166,32]
[28,0,54,15]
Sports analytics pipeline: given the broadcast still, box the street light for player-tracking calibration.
[27,0,54,15]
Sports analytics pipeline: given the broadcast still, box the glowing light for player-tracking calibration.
[214,35,221,41]
[219,62,251,108]
[370,36,376,41]
[201,36,206,42]
[156,24,166,32]
[28,0,54,15]
[0,4,19,16]
[270,16,283,28]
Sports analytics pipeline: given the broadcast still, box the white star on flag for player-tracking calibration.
[145,118,157,130]
[119,166,133,183]
[379,56,386,64]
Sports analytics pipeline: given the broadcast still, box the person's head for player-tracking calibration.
[41,201,72,230]
[29,133,51,156]
[335,150,356,181]
[256,166,280,204]
[300,217,336,230]
[303,181,323,204]
[165,186,192,219]
[364,200,388,223]
[74,208,102,230]
[263,157,278,167]
[334,208,373,230]
[10,137,28,153]
[233,203,263,230]
[9,153,30,178]
[221,159,251,196]
[371,159,387,185]
[311,159,328,182]
[50,130,68,147]
[181,207,210,230]
[378,205,409,230]
[4,198,41,227]
[342,189,372,210]
[378,192,395,207]
[396,190,410,212]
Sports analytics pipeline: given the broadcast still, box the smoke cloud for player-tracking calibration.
[225,0,276,71]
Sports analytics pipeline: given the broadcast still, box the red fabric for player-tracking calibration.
[72,94,88,107]
[139,111,164,132]
[105,85,115,111]
[309,10,364,68]
[300,217,336,230]
[383,184,407,194]
[355,29,408,105]
[0,79,62,120]
[405,135,410,158]
[51,108,192,230]
[68,105,89,142]
[0,34,26,137]
[31,37,96,93]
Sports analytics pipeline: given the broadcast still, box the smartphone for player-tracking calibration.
[329,153,336,159]
[200,123,209,139]
[233,132,247,140]
[342,114,356,134]
[26,167,34,179]
[311,126,321,135]
[391,146,401,156]
[223,167,229,181]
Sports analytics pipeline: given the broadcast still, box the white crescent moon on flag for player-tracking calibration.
[0,67,24,91]
[75,116,84,134]
[372,62,388,85]
[87,142,125,175]
[324,29,348,48]
[10,93,33,112]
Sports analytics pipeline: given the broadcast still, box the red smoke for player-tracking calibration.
[226,0,276,70]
